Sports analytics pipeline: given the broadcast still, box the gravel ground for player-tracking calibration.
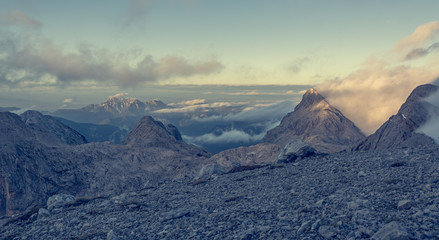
[2,146,439,239]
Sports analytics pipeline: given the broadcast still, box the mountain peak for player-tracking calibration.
[262,88,365,153]
[295,88,326,110]
[122,116,182,148]
[400,84,438,111]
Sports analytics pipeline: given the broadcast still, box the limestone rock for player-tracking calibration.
[196,164,227,180]
[372,221,410,240]
[276,139,317,163]
[397,200,413,210]
[47,194,75,211]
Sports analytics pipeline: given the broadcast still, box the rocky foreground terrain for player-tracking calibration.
[2,145,439,239]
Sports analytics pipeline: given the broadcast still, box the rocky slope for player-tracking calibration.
[262,88,365,153]
[2,145,438,239]
[0,113,210,216]
[355,84,439,151]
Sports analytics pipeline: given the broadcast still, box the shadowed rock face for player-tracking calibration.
[0,112,210,216]
[262,88,366,153]
[20,110,87,145]
[122,116,182,149]
[355,84,439,151]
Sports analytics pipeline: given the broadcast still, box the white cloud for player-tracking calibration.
[109,93,129,99]
[185,129,266,144]
[63,98,74,103]
[0,12,224,88]
[168,99,206,106]
[394,21,439,51]
[154,101,234,113]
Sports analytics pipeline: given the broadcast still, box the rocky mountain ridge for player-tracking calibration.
[52,96,168,125]
[0,112,210,216]
[355,84,439,151]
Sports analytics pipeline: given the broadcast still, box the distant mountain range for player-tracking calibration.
[51,95,289,153]
[54,97,167,123]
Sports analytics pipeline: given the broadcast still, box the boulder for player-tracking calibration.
[276,139,317,163]
[372,221,410,240]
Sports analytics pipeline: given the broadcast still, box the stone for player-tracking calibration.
[37,208,50,219]
[397,200,413,210]
[47,194,75,211]
[372,221,410,240]
[196,164,227,180]
[318,225,337,239]
[276,139,317,163]
[297,220,312,234]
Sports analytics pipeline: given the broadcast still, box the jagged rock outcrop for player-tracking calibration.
[20,111,87,145]
[276,139,318,163]
[122,116,182,148]
[209,143,282,171]
[355,84,439,151]
[0,112,211,216]
[262,88,366,153]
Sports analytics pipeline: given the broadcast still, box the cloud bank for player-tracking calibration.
[185,129,266,145]
[318,21,439,135]
[0,11,223,88]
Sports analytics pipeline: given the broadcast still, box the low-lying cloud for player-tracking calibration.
[318,21,439,135]
[417,79,439,143]
[185,129,266,145]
